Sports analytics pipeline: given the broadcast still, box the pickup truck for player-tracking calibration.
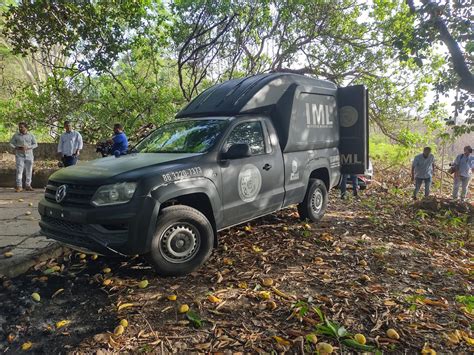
[38,73,368,276]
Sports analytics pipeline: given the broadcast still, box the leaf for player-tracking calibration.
[422,299,448,308]
[312,306,325,322]
[325,319,339,338]
[207,295,221,303]
[55,320,71,329]
[342,338,375,351]
[186,310,202,328]
[117,303,135,311]
[271,286,294,300]
[51,288,64,298]
[21,341,32,351]
[252,245,263,253]
[273,336,291,346]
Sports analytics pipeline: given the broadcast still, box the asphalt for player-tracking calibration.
[0,188,66,278]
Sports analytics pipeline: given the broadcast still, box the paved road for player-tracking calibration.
[0,188,65,278]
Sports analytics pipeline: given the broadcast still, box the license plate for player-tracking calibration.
[45,207,66,219]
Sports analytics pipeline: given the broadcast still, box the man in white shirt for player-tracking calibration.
[57,121,83,167]
[9,122,38,192]
[411,147,435,200]
[452,145,474,201]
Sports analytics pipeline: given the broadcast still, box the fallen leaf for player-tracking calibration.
[21,341,32,351]
[422,299,448,308]
[55,320,71,329]
[114,325,125,337]
[383,299,397,307]
[51,288,64,298]
[237,281,248,289]
[273,336,291,346]
[117,303,135,311]
[223,258,234,266]
[208,295,221,303]
[421,343,436,355]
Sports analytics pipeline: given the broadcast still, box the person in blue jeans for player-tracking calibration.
[411,147,435,200]
[108,123,128,155]
[340,174,358,199]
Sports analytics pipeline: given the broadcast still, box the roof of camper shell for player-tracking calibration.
[175,73,337,119]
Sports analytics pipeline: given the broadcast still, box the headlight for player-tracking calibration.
[91,182,137,206]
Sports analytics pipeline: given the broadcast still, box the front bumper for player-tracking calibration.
[38,196,160,256]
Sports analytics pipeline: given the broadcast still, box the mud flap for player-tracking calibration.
[337,85,369,174]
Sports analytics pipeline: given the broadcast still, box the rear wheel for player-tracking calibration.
[297,178,328,222]
[146,205,214,276]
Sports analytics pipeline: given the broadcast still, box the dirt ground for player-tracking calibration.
[0,186,473,354]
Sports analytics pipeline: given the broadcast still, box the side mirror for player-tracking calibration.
[222,143,252,160]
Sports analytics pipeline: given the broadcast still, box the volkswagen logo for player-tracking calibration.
[55,185,67,203]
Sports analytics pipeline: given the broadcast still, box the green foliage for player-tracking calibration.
[185,310,203,328]
[455,295,474,313]
[441,210,466,228]
[0,0,461,144]
[369,135,415,165]
[3,0,156,73]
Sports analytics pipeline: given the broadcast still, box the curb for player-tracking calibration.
[0,242,67,279]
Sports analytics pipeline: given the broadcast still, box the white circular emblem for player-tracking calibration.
[55,185,67,203]
[339,106,359,128]
[238,164,262,202]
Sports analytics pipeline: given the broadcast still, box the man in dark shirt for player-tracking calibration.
[109,123,128,155]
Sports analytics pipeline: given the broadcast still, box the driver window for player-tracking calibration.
[225,121,265,155]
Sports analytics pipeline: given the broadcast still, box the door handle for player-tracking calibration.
[263,163,272,171]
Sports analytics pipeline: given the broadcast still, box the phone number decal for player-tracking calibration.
[162,167,203,183]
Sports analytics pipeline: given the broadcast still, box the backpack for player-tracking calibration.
[449,154,463,174]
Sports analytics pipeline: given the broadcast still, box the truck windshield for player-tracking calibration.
[135,120,227,153]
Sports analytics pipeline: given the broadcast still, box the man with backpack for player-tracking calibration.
[451,145,474,202]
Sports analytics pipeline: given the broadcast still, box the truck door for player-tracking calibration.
[219,119,284,227]
[337,85,369,174]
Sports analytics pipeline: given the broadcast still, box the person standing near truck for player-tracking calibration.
[340,174,358,199]
[57,120,83,167]
[9,122,38,192]
[451,145,474,202]
[108,123,128,155]
[411,147,435,200]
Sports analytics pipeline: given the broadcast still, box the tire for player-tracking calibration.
[297,178,328,222]
[146,205,214,276]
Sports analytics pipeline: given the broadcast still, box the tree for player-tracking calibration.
[171,0,448,143]
[1,0,184,142]
[402,0,473,130]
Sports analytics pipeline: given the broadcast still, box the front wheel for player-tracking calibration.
[146,205,214,276]
[297,178,328,222]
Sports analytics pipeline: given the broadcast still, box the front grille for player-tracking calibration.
[45,180,97,206]
[42,215,84,233]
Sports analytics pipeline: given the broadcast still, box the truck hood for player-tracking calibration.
[49,153,201,184]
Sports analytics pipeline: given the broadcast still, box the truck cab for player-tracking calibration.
[38,73,368,276]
